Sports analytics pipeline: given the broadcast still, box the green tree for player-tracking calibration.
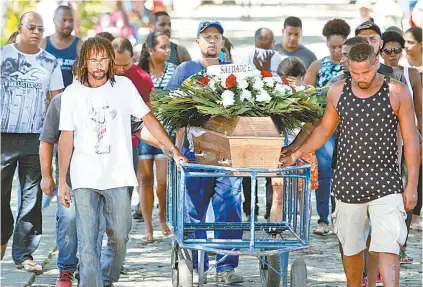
[1,0,107,46]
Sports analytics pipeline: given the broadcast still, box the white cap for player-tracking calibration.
[356,0,373,10]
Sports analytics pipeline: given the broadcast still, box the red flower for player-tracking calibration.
[282,77,289,85]
[199,76,210,86]
[261,70,272,78]
[225,74,237,89]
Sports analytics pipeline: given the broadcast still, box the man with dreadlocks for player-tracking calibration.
[57,36,185,287]
[281,43,420,286]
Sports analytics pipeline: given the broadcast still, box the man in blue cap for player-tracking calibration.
[166,21,244,285]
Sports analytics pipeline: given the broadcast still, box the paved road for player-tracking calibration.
[2,185,421,286]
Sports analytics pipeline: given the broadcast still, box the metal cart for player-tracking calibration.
[167,159,312,287]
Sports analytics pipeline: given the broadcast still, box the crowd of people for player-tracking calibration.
[1,1,422,287]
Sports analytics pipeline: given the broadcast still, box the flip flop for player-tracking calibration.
[410,222,423,231]
[312,225,329,236]
[16,260,43,273]
[400,249,413,264]
[142,235,154,244]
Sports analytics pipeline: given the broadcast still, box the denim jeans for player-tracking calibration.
[73,187,131,287]
[182,148,243,273]
[315,135,335,225]
[56,188,105,273]
[56,189,78,272]
[1,133,42,264]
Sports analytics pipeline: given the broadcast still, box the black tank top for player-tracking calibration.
[331,76,403,203]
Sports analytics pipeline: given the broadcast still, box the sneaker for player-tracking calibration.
[376,273,383,286]
[216,269,244,284]
[312,222,329,236]
[56,271,73,287]
[193,269,207,284]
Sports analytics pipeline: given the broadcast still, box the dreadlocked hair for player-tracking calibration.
[138,32,166,73]
[75,37,116,86]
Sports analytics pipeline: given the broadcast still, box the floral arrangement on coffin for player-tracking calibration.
[151,64,324,134]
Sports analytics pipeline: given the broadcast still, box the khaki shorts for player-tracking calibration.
[332,194,407,257]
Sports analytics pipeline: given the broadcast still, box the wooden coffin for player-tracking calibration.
[192,116,285,168]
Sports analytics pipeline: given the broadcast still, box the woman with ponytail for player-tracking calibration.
[137,31,176,243]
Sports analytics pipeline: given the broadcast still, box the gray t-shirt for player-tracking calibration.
[275,44,317,69]
[39,93,145,188]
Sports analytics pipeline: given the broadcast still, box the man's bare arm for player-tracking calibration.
[177,45,191,63]
[393,82,420,189]
[39,141,55,196]
[284,81,342,163]
[58,131,73,185]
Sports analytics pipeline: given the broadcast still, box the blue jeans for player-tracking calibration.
[315,135,335,225]
[56,188,105,273]
[73,187,132,287]
[183,148,243,273]
[1,133,42,264]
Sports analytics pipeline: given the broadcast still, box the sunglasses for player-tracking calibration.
[22,24,45,33]
[383,47,402,55]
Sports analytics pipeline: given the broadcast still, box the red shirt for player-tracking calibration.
[124,65,153,147]
[125,64,153,103]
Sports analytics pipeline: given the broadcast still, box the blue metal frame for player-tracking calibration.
[166,160,312,285]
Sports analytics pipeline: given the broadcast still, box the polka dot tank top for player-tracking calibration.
[331,77,403,203]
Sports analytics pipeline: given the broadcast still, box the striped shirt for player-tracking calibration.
[150,62,176,90]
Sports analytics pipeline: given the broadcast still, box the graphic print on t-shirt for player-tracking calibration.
[1,50,60,133]
[86,98,117,154]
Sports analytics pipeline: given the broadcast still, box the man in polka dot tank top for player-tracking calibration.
[280,43,420,286]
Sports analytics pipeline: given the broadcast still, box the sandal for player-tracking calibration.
[16,259,43,273]
[400,249,413,264]
[410,222,423,231]
[312,223,329,236]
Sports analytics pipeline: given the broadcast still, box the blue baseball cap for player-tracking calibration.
[197,21,224,36]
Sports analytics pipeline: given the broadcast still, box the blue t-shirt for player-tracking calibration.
[165,59,230,90]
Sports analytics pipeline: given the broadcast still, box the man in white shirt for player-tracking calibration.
[58,36,185,287]
[247,28,285,75]
[1,11,63,272]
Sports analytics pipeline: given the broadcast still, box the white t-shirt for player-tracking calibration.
[1,44,64,133]
[59,76,150,190]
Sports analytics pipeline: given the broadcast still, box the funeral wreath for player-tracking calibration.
[151,64,324,134]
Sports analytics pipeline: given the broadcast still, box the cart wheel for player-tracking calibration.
[171,241,193,287]
[259,255,281,287]
[290,259,307,287]
[171,242,179,287]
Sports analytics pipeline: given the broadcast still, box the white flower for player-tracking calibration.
[253,78,264,90]
[256,90,271,102]
[240,89,252,102]
[263,77,275,88]
[274,83,291,95]
[274,77,282,84]
[209,78,217,91]
[238,78,249,89]
[220,75,228,89]
[221,90,235,107]
[295,85,306,92]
